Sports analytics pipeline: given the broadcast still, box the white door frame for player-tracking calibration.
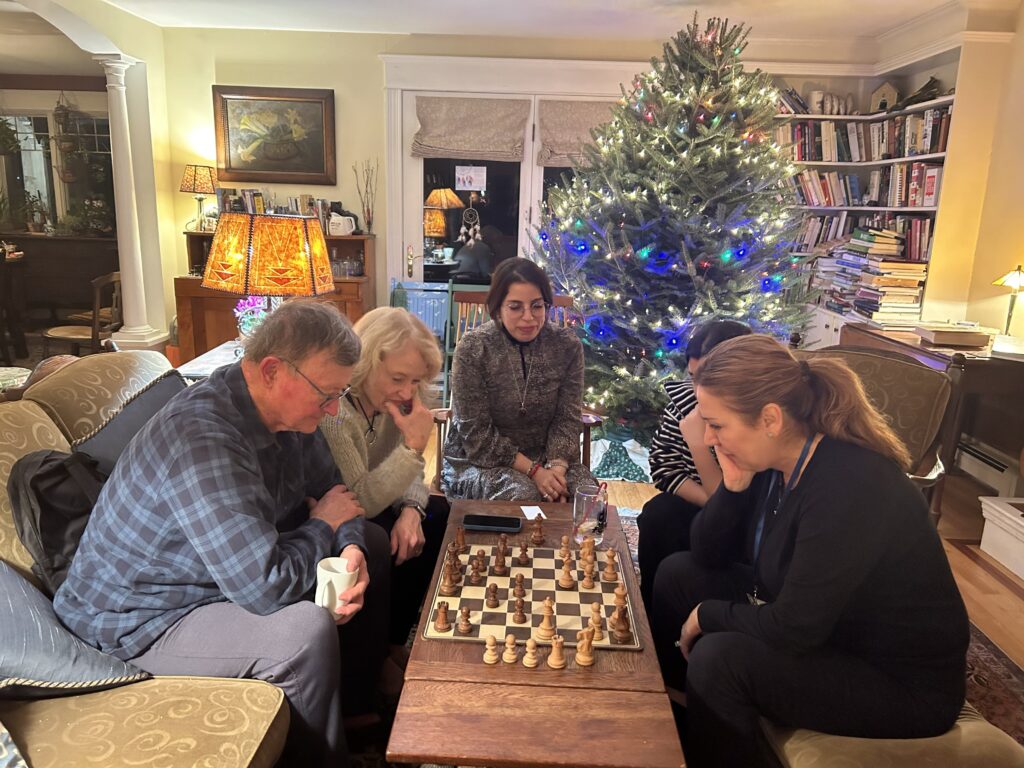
[381,54,647,292]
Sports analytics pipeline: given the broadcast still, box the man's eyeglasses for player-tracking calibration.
[502,300,548,317]
[283,360,350,410]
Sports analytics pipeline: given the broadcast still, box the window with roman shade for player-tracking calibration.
[536,100,615,167]
[411,96,531,161]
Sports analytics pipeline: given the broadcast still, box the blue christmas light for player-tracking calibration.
[540,231,549,241]
[761,277,774,292]
[574,240,589,254]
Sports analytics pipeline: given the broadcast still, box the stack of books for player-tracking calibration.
[843,229,927,328]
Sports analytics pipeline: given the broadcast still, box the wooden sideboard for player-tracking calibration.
[0,232,118,319]
[175,232,376,363]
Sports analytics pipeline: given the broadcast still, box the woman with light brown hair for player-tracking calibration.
[650,334,968,768]
[319,307,446,662]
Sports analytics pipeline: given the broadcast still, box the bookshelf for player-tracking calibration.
[774,86,955,347]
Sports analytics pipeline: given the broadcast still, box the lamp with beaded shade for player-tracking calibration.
[202,212,334,298]
[179,164,217,231]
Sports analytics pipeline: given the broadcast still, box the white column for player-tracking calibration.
[95,54,162,348]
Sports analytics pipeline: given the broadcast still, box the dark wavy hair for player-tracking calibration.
[486,258,554,321]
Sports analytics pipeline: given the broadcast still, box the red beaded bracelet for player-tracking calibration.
[527,462,542,479]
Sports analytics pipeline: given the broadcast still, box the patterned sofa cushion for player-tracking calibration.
[0,677,289,768]
[0,562,149,699]
[0,401,70,584]
[23,351,172,443]
[762,703,1024,767]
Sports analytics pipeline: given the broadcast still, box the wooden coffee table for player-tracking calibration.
[386,500,685,768]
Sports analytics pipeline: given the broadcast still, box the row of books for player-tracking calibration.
[774,107,951,163]
[795,212,936,257]
[787,164,943,210]
[216,188,267,215]
[788,170,862,208]
[872,163,943,209]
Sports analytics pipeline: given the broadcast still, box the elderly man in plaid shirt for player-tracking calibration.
[55,300,390,768]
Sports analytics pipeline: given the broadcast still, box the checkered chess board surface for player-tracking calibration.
[423,545,642,651]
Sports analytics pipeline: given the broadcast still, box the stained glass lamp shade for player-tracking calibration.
[202,212,334,297]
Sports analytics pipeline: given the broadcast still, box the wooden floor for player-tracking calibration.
[424,436,1024,669]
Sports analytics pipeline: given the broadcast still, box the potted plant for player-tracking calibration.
[23,191,48,233]
[0,118,20,156]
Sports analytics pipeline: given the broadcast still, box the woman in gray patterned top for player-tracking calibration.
[442,258,596,501]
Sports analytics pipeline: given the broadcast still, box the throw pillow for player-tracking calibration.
[0,720,27,768]
[73,370,187,475]
[0,561,149,699]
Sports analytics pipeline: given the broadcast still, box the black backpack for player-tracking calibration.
[8,450,108,596]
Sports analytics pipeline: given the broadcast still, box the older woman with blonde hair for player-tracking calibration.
[320,306,446,655]
[651,334,969,768]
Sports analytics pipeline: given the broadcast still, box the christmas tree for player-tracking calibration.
[532,16,810,439]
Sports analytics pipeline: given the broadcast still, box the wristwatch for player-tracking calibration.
[402,501,428,521]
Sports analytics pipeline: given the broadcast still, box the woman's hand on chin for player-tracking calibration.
[385,395,433,453]
[716,449,755,492]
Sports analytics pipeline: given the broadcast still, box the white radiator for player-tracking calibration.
[956,439,1024,497]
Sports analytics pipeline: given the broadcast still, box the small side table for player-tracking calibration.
[177,339,243,380]
[979,496,1024,581]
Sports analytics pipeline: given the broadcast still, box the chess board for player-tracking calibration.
[422,544,642,651]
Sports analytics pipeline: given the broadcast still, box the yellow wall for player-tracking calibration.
[159,29,662,287]
[967,12,1024,335]
[921,37,1013,323]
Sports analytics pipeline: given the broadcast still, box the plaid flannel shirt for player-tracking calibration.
[54,362,365,660]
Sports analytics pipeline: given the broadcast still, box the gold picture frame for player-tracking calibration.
[212,85,336,185]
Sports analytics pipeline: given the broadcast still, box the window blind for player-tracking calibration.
[536,100,615,167]
[411,96,531,161]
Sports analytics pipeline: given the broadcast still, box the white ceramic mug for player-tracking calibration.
[315,556,358,616]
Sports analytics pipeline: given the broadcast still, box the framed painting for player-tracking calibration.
[212,85,336,185]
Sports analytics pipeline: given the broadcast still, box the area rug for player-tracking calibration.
[616,511,1024,748]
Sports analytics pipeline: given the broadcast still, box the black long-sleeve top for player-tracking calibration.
[694,437,968,687]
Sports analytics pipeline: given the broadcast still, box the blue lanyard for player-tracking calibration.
[752,433,816,592]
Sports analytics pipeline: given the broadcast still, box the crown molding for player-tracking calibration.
[960,30,1015,44]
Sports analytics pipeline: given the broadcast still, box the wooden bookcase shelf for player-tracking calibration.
[773,68,958,346]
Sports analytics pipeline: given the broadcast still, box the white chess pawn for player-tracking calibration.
[483,634,500,665]
[502,634,519,664]
[523,638,539,668]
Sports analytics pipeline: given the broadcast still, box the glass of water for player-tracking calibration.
[573,483,607,546]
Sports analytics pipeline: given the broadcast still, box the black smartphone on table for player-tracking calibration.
[461,514,523,533]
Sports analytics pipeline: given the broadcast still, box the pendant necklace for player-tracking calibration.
[348,393,378,445]
[504,342,535,418]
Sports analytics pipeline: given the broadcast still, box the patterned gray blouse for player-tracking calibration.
[441,320,596,500]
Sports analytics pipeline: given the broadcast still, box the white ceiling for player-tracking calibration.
[0,0,1019,78]
[88,0,1019,40]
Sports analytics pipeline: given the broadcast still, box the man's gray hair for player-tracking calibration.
[243,299,360,367]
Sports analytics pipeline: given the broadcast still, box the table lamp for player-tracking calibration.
[993,264,1023,335]
[202,213,335,328]
[179,164,217,231]
[423,187,464,245]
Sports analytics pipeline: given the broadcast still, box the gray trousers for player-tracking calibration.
[128,523,392,768]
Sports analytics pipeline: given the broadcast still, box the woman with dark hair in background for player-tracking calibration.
[637,319,751,607]
[651,334,968,768]
[442,257,596,501]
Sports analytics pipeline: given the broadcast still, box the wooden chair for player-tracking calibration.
[42,272,122,357]
[795,345,958,522]
[431,292,602,492]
